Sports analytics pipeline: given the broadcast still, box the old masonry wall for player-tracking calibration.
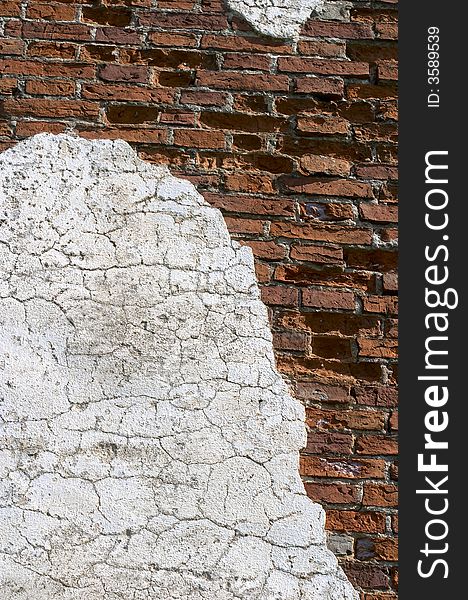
[0,1,398,598]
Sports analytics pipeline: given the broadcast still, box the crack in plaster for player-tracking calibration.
[0,134,358,599]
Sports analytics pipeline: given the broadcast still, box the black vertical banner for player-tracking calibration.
[399,2,467,598]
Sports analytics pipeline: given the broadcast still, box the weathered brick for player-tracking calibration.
[358,338,397,359]
[22,21,91,41]
[273,330,309,352]
[139,12,228,31]
[327,511,387,533]
[363,484,398,508]
[305,482,359,504]
[201,34,293,54]
[297,115,350,136]
[306,407,386,431]
[363,296,398,315]
[25,79,75,96]
[302,289,355,310]
[278,57,369,77]
[302,21,374,40]
[301,456,386,479]
[173,129,225,149]
[3,98,99,119]
[99,64,148,83]
[27,2,76,21]
[343,562,390,590]
[105,104,160,124]
[82,5,132,27]
[360,203,398,223]
[261,286,299,307]
[290,244,344,265]
[270,222,373,245]
[295,77,344,97]
[356,434,398,455]
[196,70,289,92]
[356,537,398,562]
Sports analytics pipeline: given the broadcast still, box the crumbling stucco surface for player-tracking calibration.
[0,134,358,600]
[225,0,324,39]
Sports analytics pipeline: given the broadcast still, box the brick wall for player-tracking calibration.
[0,1,398,597]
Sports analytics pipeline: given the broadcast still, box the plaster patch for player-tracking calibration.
[0,134,358,599]
[225,0,324,40]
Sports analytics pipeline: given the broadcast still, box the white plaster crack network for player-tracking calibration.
[0,134,358,599]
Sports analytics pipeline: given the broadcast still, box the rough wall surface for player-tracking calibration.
[225,0,324,40]
[0,2,398,598]
[0,133,358,600]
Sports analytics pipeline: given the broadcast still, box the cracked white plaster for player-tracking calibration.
[225,0,324,40]
[0,134,358,600]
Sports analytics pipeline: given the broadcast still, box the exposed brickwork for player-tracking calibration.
[0,1,398,597]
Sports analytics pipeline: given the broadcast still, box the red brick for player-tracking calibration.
[79,127,167,144]
[300,155,351,177]
[261,286,299,307]
[356,537,398,561]
[0,1,21,17]
[326,510,387,533]
[139,12,228,30]
[3,98,99,119]
[363,296,398,315]
[305,482,360,504]
[343,562,390,590]
[298,40,346,58]
[196,70,289,92]
[25,79,75,96]
[295,382,351,404]
[82,83,174,103]
[223,216,265,235]
[312,336,354,360]
[22,21,92,41]
[354,386,397,408]
[278,57,369,77]
[306,407,385,431]
[173,129,225,149]
[360,203,398,223]
[302,289,355,310]
[291,244,344,265]
[94,27,142,45]
[0,78,18,94]
[356,434,398,455]
[15,120,68,137]
[303,21,374,39]
[377,60,398,81]
[363,484,398,507]
[273,330,309,352]
[0,59,95,79]
[225,172,275,194]
[0,38,25,55]
[279,312,380,338]
[27,2,76,21]
[27,41,77,59]
[201,34,293,54]
[270,222,373,245]
[295,77,344,97]
[245,240,287,261]
[223,53,271,71]
[297,115,350,136]
[283,177,373,199]
[99,64,148,83]
[204,193,293,216]
[105,104,160,124]
[301,456,386,479]
[180,90,228,107]
[358,338,397,359]
[149,31,198,47]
